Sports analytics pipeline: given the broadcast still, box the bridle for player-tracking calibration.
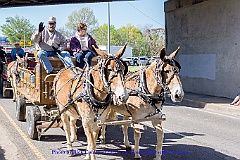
[152,58,181,95]
[126,58,181,119]
[100,55,125,91]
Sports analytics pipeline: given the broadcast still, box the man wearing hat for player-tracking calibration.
[10,42,25,61]
[31,16,74,74]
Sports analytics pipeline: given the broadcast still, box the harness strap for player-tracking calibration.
[42,92,84,133]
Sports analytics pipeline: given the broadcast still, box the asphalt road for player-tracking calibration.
[0,96,239,160]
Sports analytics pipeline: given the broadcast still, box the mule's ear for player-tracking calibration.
[160,48,166,60]
[114,43,128,58]
[92,45,107,59]
[168,46,180,59]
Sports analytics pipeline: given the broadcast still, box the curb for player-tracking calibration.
[178,98,240,117]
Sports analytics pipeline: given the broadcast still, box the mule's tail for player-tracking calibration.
[49,88,55,100]
[108,109,118,121]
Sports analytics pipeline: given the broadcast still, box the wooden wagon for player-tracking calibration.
[15,52,99,140]
[15,53,77,140]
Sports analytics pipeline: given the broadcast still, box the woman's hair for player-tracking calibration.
[77,23,87,31]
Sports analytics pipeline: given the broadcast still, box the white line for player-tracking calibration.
[163,128,194,139]
[0,104,46,160]
[141,121,194,140]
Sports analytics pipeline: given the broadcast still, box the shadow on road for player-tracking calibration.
[66,125,237,160]
[0,146,6,160]
[41,135,66,142]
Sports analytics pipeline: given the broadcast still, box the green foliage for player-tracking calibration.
[58,27,73,39]
[94,24,120,46]
[94,24,153,56]
[142,28,165,57]
[65,7,99,36]
[0,15,36,46]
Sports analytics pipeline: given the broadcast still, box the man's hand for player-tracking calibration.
[52,46,61,54]
[38,22,45,32]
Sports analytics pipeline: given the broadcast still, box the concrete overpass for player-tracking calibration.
[165,0,239,99]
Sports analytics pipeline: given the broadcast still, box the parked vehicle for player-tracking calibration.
[137,57,149,66]
[148,57,157,64]
[121,57,137,66]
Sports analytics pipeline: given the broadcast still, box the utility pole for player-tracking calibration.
[107,2,111,54]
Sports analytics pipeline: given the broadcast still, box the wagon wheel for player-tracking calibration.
[3,90,12,98]
[0,76,3,94]
[2,81,13,98]
[16,95,26,121]
[26,106,41,140]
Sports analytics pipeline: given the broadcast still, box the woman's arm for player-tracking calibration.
[70,37,81,55]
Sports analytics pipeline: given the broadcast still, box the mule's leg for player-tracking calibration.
[99,125,106,144]
[133,128,142,159]
[70,116,77,143]
[99,108,111,144]
[13,79,17,102]
[10,78,15,102]
[93,125,101,143]
[122,115,131,151]
[81,112,96,160]
[61,114,74,154]
[152,120,164,160]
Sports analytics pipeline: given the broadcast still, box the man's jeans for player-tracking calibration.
[74,51,94,69]
[37,50,74,73]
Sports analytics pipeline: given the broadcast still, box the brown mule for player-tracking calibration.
[100,46,184,160]
[7,57,27,102]
[53,44,129,160]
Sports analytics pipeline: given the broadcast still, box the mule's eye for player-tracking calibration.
[164,70,170,74]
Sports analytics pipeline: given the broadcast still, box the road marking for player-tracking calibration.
[0,104,46,160]
[141,121,194,140]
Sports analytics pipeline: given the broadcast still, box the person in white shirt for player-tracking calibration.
[31,16,74,74]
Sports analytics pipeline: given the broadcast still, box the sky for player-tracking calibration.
[0,0,166,37]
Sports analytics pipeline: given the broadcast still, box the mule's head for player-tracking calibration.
[159,47,184,102]
[92,44,129,105]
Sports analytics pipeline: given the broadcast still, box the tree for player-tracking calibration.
[143,28,165,57]
[94,24,120,46]
[0,15,36,46]
[65,7,99,36]
[58,27,73,39]
[117,24,147,56]
[117,24,143,46]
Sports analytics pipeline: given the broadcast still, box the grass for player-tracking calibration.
[128,66,140,72]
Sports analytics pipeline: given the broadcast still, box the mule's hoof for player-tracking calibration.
[134,158,141,160]
[126,146,132,152]
[100,138,105,144]
[70,137,77,143]
[69,150,75,157]
[161,114,166,121]
[84,156,90,160]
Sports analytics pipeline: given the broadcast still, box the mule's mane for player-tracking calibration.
[163,58,181,71]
